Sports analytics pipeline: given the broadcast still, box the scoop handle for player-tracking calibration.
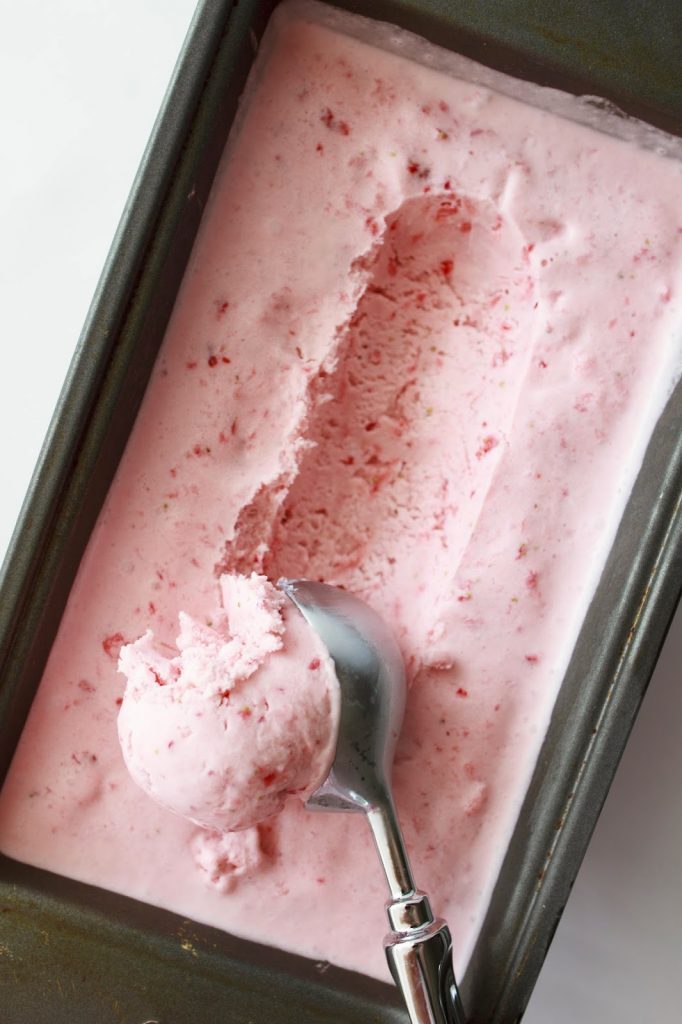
[367,802,466,1023]
[384,892,466,1024]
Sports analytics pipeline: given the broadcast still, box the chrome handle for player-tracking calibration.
[385,891,466,1024]
[367,800,467,1023]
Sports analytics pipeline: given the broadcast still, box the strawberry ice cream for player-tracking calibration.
[117,573,339,832]
[0,0,681,985]
[191,826,267,894]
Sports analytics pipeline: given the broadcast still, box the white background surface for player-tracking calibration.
[0,3,680,1021]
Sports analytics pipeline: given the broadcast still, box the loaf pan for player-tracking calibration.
[1,1,680,1021]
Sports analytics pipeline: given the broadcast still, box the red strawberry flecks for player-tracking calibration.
[308,658,321,670]
[574,393,594,413]
[102,632,126,660]
[320,107,350,135]
[71,749,97,765]
[191,443,212,458]
[475,435,499,460]
[407,159,430,180]
[435,196,462,221]
[492,349,512,368]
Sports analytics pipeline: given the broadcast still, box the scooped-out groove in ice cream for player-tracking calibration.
[224,192,538,671]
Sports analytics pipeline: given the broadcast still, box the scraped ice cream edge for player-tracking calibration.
[277,1,682,161]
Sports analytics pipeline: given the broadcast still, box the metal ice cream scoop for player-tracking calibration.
[278,578,466,1024]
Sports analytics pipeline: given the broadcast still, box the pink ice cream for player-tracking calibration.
[1,0,681,984]
[117,573,339,832]
[191,826,267,894]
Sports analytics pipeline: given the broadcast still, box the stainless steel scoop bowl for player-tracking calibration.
[278,578,466,1024]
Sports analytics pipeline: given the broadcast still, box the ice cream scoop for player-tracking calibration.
[279,578,466,1024]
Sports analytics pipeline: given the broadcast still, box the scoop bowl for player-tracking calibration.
[277,577,405,813]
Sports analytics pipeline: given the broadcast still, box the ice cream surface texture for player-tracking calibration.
[117,573,340,832]
[1,0,681,983]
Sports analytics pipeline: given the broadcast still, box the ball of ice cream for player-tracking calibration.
[117,573,340,831]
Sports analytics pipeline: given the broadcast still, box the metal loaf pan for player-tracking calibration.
[0,1,680,1021]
